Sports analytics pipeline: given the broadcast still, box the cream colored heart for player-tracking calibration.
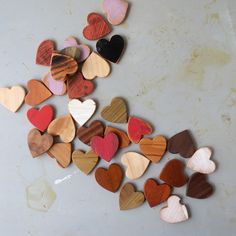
[0,86,25,112]
[187,147,216,174]
[121,152,150,180]
[82,52,110,80]
[160,195,189,223]
[68,99,96,126]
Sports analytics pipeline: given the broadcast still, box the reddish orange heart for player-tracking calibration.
[36,40,55,66]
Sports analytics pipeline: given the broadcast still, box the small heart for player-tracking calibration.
[47,114,75,143]
[68,99,96,126]
[186,172,214,199]
[168,130,196,158]
[25,79,52,106]
[0,85,25,112]
[121,152,150,180]
[144,179,172,207]
[160,195,189,223]
[27,105,54,132]
[72,149,99,175]
[119,183,145,210]
[36,39,55,66]
[82,52,110,80]
[139,136,167,163]
[160,159,188,187]
[83,12,111,40]
[127,117,152,143]
[77,120,105,145]
[96,35,125,63]
[91,132,119,162]
[67,72,94,99]
[102,0,129,25]
[95,163,123,192]
[187,147,216,174]
[60,47,80,59]
[50,53,78,81]
[28,128,53,157]
[47,143,72,168]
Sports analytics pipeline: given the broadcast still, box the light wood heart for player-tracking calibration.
[160,195,189,223]
[121,152,150,180]
[47,143,72,168]
[187,147,216,174]
[72,149,99,175]
[82,52,110,80]
[68,99,96,126]
[119,183,145,210]
[47,114,75,143]
[0,86,25,112]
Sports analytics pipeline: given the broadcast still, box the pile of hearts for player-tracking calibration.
[0,0,217,224]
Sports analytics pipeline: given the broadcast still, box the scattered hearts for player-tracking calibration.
[36,39,55,66]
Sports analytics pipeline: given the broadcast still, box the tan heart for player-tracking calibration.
[0,86,25,112]
[72,149,99,175]
[82,52,110,80]
[47,114,75,143]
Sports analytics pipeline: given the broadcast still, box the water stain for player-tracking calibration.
[221,113,231,125]
[205,12,220,24]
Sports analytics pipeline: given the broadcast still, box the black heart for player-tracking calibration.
[96,35,125,63]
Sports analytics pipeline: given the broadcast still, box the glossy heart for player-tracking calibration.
[36,39,55,66]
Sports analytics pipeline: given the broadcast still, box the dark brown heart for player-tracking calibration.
[186,172,214,199]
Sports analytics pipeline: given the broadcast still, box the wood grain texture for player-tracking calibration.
[25,79,52,106]
[36,39,55,66]
[82,52,110,80]
[160,159,188,187]
[47,143,72,168]
[95,163,123,192]
[101,97,128,123]
[121,152,150,180]
[60,47,80,59]
[47,114,75,143]
[28,128,53,157]
[0,86,25,112]
[119,183,145,210]
[139,136,167,163]
[50,53,78,81]
[72,149,99,175]
[77,120,104,145]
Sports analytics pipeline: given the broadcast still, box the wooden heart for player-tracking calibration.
[72,149,99,175]
[168,130,196,158]
[144,179,172,207]
[67,72,94,99]
[91,132,119,162]
[160,159,188,187]
[83,12,111,40]
[25,79,52,106]
[127,117,152,143]
[60,47,80,59]
[160,195,189,223]
[27,105,54,132]
[95,163,123,192]
[50,53,78,81]
[187,147,216,174]
[105,126,130,148]
[28,128,53,157]
[101,97,128,123]
[0,86,25,112]
[68,99,96,126]
[119,183,145,210]
[47,114,75,143]
[36,39,55,66]
[186,172,214,199]
[77,120,104,145]
[121,152,150,180]
[139,136,167,163]
[102,0,129,25]
[82,52,110,80]
[47,143,72,168]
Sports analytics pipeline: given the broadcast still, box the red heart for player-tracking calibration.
[127,117,152,143]
[27,105,54,132]
[67,72,94,99]
[36,40,55,66]
[83,12,111,40]
[91,132,119,162]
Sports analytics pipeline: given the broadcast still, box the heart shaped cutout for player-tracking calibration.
[36,39,55,66]
[60,47,80,59]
